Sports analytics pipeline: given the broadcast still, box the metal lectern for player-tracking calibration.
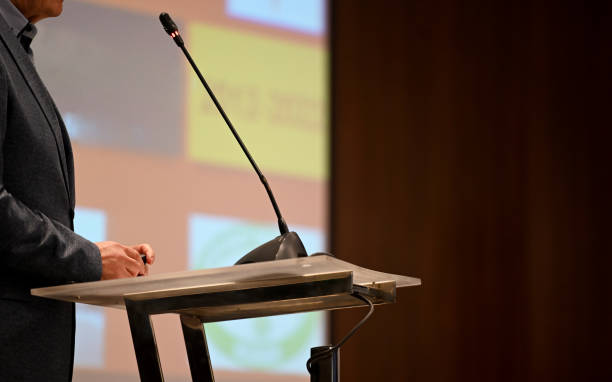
[32,255,420,382]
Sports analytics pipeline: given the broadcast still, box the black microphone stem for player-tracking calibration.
[176,43,289,236]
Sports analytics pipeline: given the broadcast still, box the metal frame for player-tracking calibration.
[123,272,395,382]
[180,315,215,382]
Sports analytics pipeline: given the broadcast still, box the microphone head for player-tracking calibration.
[159,12,179,35]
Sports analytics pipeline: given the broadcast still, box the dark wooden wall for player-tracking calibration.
[330,1,611,381]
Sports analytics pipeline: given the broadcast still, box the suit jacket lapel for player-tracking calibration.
[0,16,72,202]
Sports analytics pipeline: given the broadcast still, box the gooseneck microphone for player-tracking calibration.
[159,12,307,264]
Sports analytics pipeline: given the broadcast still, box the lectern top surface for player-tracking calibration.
[31,255,420,308]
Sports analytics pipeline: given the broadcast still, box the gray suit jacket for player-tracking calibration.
[0,14,102,381]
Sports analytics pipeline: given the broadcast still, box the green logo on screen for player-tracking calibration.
[192,221,320,371]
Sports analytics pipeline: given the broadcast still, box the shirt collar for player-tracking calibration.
[0,0,37,39]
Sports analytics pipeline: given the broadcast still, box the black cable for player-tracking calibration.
[306,294,375,373]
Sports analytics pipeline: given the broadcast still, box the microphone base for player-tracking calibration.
[235,231,308,265]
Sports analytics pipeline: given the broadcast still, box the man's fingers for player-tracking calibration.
[132,243,155,265]
[119,246,144,275]
[99,241,155,280]
[124,246,141,261]
[123,245,147,266]
[120,267,136,278]
[124,256,142,277]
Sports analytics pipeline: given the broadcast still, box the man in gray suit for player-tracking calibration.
[0,0,156,380]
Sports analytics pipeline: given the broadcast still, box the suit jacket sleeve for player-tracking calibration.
[0,59,102,286]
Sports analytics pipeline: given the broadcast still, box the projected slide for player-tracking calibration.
[34,1,184,155]
[32,0,328,380]
[73,207,107,368]
[189,213,325,268]
[189,213,325,375]
[187,23,328,179]
[227,0,325,35]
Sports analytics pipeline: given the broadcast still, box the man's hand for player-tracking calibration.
[96,241,156,280]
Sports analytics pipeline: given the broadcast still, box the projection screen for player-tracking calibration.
[32,0,328,381]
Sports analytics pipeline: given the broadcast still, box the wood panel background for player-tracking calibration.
[330,1,611,381]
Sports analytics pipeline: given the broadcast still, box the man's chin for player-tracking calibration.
[31,4,63,22]
[48,0,64,18]
[53,3,64,17]
[46,6,63,19]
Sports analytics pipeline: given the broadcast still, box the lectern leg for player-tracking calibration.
[125,300,165,382]
[180,314,215,382]
[310,346,340,382]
